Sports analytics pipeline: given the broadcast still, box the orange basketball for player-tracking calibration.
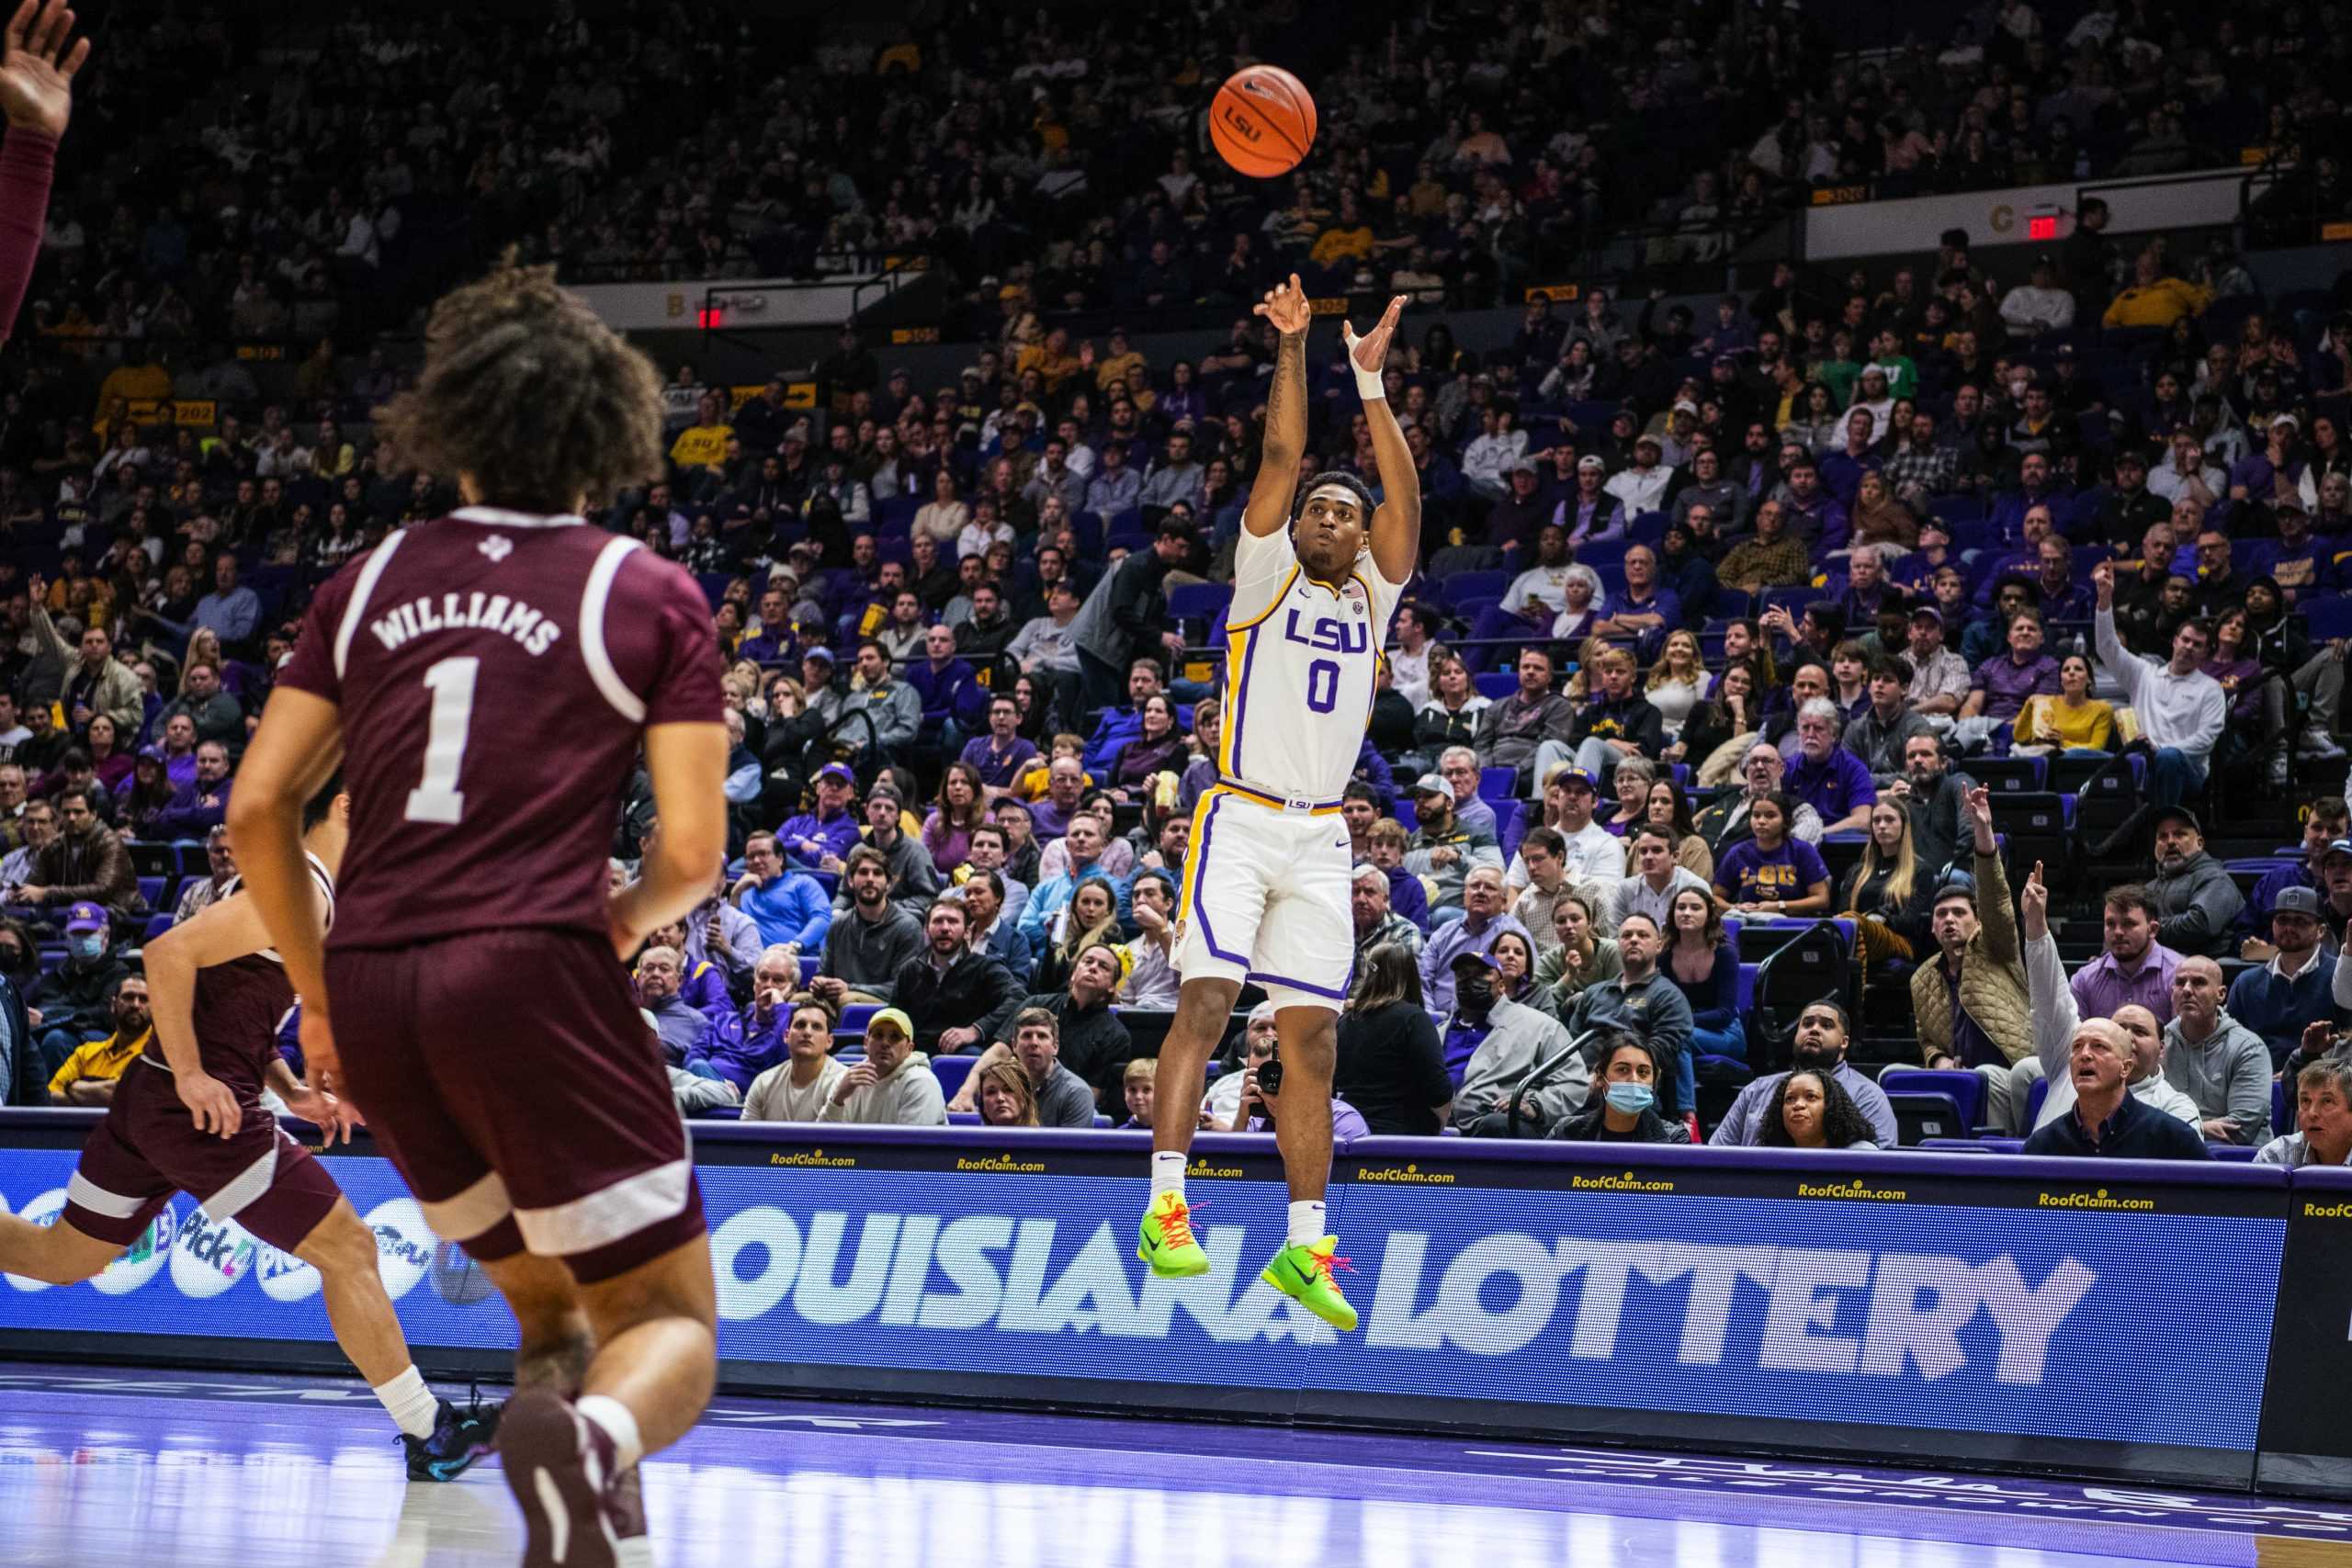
[1210,64,1317,179]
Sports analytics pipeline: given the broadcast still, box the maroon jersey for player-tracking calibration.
[138,856,334,1094]
[277,507,723,951]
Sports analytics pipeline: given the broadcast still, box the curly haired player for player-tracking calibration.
[230,256,729,1568]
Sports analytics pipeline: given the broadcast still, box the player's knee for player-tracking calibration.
[293,1201,381,1280]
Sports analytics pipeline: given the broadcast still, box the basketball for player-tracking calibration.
[1210,64,1317,179]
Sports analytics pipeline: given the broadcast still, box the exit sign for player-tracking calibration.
[2027,215,2059,241]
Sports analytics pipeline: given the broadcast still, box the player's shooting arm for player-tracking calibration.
[1239,274,1311,540]
[1348,297,1422,585]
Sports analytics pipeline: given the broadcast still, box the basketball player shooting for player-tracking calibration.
[1137,276,1418,1331]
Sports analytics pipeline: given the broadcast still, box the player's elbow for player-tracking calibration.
[651,814,729,889]
[224,786,289,844]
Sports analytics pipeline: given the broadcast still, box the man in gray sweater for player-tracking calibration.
[819,1008,947,1125]
[2161,957,2273,1145]
[2143,807,2245,959]
[812,845,924,1006]
[1451,953,1590,1134]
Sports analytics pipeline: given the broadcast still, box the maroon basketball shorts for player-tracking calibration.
[327,927,705,1285]
[62,1059,342,1252]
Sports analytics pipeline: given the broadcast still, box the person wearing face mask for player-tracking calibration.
[1709,998,1898,1147]
[24,898,129,1079]
[1449,952,1586,1135]
[1559,912,1696,1117]
[1550,1033,1689,1144]
[2010,858,2204,1135]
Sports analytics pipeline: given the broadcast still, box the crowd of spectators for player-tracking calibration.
[6,1,2352,1171]
[6,0,2348,374]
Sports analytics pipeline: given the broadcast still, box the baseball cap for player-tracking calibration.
[64,901,107,935]
[866,781,902,805]
[1410,773,1451,797]
[865,1007,915,1041]
[2151,803,2201,834]
[1551,765,1599,791]
[2273,886,2323,919]
[1449,950,1501,972]
[803,645,836,666]
[1909,604,1944,625]
[816,761,855,785]
[1577,454,1605,471]
[1634,432,1663,447]
[2324,838,2352,863]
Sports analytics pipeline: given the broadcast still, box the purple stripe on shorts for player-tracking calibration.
[1184,792,1249,968]
[1227,625,1265,783]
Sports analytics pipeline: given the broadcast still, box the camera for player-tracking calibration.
[1256,1044,1283,1097]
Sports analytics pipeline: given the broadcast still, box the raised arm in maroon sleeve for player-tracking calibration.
[0,0,93,342]
[0,127,54,344]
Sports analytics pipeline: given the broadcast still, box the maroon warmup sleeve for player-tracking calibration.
[0,128,57,344]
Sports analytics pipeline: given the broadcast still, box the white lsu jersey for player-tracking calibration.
[1216,525,1405,807]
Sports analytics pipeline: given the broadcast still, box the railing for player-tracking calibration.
[0,1109,2339,1496]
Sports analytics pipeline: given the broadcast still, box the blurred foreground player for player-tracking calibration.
[230,259,729,1568]
[0,782,499,1481]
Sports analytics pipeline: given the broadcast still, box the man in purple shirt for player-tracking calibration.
[1989,452,2069,546]
[2067,882,2182,1028]
[2248,505,2329,606]
[1779,458,1850,552]
[2029,536,2096,622]
[1592,545,1682,638]
[775,761,864,871]
[1972,504,2064,611]
[1960,609,2063,733]
[1784,698,1876,833]
[903,624,988,749]
[957,693,1040,795]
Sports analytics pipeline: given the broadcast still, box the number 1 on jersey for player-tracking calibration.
[404,655,479,824]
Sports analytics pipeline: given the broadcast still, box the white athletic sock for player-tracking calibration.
[578,1393,645,1473]
[1150,1149,1188,1201]
[372,1365,439,1441]
[1287,1200,1327,1249]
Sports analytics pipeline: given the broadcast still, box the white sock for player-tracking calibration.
[578,1393,645,1473]
[372,1366,439,1441]
[1150,1149,1188,1201]
[1287,1200,1327,1248]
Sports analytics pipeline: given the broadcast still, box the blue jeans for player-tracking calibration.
[1684,1019,1747,1112]
[2147,746,2203,807]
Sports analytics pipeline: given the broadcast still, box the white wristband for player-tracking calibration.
[1353,364,1386,401]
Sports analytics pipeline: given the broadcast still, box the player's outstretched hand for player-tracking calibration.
[1254,273,1310,338]
[1341,295,1406,375]
[300,1008,344,1100]
[177,1070,242,1141]
[0,0,91,140]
